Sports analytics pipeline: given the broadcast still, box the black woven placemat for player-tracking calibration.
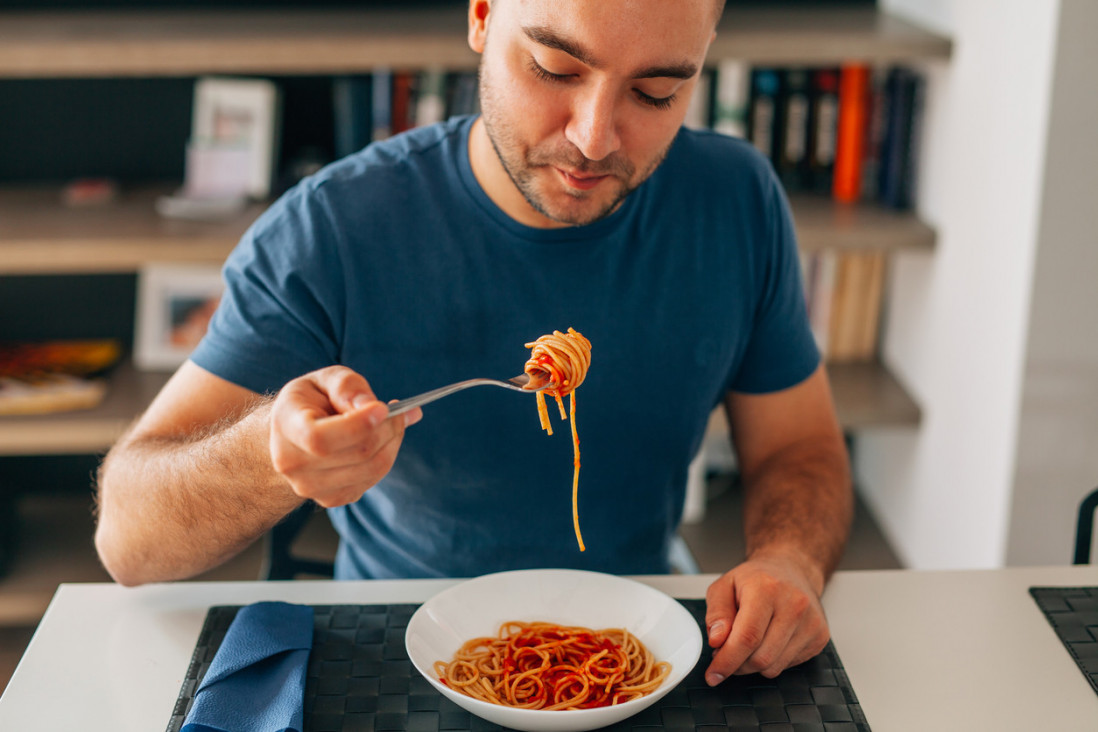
[167,599,869,732]
[1030,586,1098,696]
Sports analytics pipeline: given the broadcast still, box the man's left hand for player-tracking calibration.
[702,553,830,684]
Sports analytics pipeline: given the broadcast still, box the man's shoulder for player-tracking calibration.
[257,116,471,231]
[667,127,775,183]
[317,116,469,187]
[655,127,781,220]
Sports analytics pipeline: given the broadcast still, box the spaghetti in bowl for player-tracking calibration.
[405,569,702,732]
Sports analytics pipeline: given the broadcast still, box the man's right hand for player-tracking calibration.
[269,366,421,508]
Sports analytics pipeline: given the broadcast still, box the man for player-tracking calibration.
[95,0,851,685]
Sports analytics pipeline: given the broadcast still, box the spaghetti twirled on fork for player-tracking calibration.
[523,328,592,551]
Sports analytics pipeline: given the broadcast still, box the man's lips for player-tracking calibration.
[557,168,610,191]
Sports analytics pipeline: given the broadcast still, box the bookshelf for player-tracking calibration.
[0,4,949,455]
[0,6,950,78]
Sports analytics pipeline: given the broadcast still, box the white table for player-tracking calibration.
[2,566,1098,731]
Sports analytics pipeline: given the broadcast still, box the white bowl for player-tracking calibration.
[405,569,703,732]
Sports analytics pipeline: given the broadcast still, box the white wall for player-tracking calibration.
[1006,0,1098,565]
[856,0,1061,568]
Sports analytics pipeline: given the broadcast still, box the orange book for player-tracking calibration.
[832,64,871,203]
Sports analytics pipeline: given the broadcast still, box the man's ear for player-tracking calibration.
[468,0,490,54]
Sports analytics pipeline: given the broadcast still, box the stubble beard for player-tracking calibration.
[478,65,671,227]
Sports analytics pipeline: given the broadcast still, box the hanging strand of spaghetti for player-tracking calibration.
[523,328,591,551]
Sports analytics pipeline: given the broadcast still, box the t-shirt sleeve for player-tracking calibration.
[189,186,346,394]
[727,173,821,394]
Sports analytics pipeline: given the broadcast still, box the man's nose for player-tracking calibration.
[564,86,622,162]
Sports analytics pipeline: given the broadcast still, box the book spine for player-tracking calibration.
[778,68,811,191]
[904,71,927,208]
[712,59,749,137]
[446,71,480,117]
[862,67,889,201]
[331,75,372,159]
[826,252,860,362]
[832,63,870,203]
[808,250,838,356]
[391,71,415,136]
[684,67,714,130]
[371,68,393,141]
[854,251,887,360]
[808,68,840,194]
[414,68,448,128]
[878,66,924,210]
[822,251,887,362]
[748,68,782,164]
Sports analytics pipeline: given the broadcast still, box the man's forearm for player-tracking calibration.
[739,436,853,593]
[94,398,303,586]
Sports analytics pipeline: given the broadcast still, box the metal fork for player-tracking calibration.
[386,374,543,417]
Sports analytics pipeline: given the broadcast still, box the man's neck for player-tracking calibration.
[466,117,568,230]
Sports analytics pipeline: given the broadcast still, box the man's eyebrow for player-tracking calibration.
[522,25,698,80]
[633,61,699,81]
[523,25,598,67]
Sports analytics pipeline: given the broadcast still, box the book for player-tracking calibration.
[823,251,887,362]
[808,68,840,194]
[331,75,373,159]
[827,253,860,361]
[712,59,750,138]
[748,68,782,163]
[446,71,480,117]
[391,71,416,136]
[778,68,811,190]
[684,67,713,130]
[862,67,889,201]
[877,66,924,209]
[414,68,448,128]
[806,250,838,355]
[371,68,393,141]
[832,64,871,203]
[853,251,887,359]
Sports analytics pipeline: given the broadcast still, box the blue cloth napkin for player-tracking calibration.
[182,601,314,732]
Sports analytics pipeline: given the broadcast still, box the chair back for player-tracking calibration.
[261,502,335,580]
[1073,487,1098,565]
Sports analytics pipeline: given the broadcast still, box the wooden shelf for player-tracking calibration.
[828,360,921,429]
[0,358,919,456]
[789,194,936,253]
[0,186,934,276]
[0,5,950,79]
[0,186,260,274]
[0,7,480,78]
[0,361,169,456]
[709,6,952,65]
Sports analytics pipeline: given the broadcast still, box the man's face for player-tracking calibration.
[468,0,717,228]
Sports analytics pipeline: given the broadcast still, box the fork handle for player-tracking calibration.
[386,378,506,417]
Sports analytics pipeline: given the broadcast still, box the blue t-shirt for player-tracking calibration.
[191,115,818,579]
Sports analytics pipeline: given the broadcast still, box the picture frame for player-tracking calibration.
[134,264,225,372]
[186,76,281,200]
